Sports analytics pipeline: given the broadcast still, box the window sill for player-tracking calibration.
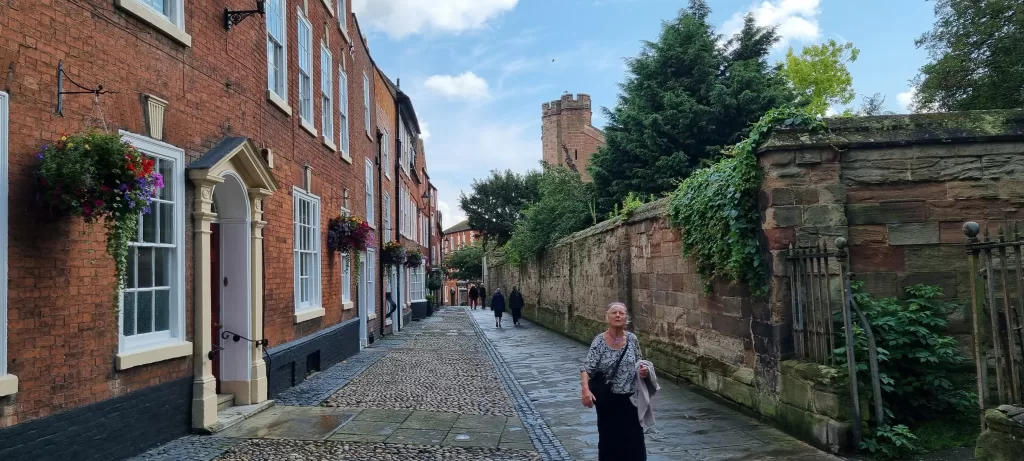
[0,374,18,397]
[342,301,354,310]
[320,0,334,16]
[323,137,337,152]
[367,312,377,320]
[338,22,351,44]
[295,307,326,324]
[115,0,192,47]
[340,153,353,164]
[366,131,373,141]
[267,90,293,116]
[116,341,193,370]
[301,119,318,137]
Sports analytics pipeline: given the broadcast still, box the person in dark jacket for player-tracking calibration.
[509,287,524,326]
[491,288,506,328]
[479,284,487,309]
[468,285,479,309]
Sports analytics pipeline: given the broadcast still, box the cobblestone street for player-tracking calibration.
[132,307,842,460]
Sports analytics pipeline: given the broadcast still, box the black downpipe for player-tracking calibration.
[393,100,402,332]
[377,130,386,339]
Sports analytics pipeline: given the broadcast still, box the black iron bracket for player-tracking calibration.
[222,330,269,348]
[225,1,266,31]
[208,344,225,361]
[56,60,114,116]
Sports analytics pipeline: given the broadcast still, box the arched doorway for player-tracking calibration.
[188,137,277,431]
[211,172,252,403]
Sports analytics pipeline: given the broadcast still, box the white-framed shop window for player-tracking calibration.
[0,92,9,383]
[339,69,350,157]
[297,10,314,126]
[119,131,186,353]
[410,263,425,301]
[366,249,376,317]
[294,187,322,311]
[320,43,334,146]
[341,253,352,303]
[265,0,287,104]
[364,159,374,224]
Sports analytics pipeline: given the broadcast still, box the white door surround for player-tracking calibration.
[188,138,277,431]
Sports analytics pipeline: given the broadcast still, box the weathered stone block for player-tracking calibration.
[887,222,940,245]
[948,181,1000,200]
[803,205,847,227]
[898,272,958,297]
[847,182,947,203]
[762,151,795,167]
[905,245,968,273]
[812,389,844,421]
[795,226,846,248]
[847,202,927,224]
[770,206,803,228]
[850,245,906,272]
[908,157,984,182]
[927,198,1009,221]
[820,184,847,204]
[719,377,756,409]
[849,225,887,245]
[842,159,911,183]
[857,272,899,298]
[983,155,1024,179]
[780,374,812,409]
[764,227,796,250]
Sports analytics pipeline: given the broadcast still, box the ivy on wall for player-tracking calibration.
[667,107,824,295]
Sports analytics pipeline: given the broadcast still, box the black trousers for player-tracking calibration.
[511,307,522,323]
[596,392,647,461]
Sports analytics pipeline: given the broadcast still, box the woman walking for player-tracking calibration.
[580,302,649,461]
[491,288,506,328]
[468,285,479,309]
[509,287,524,326]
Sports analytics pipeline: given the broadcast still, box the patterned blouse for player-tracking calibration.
[581,332,643,395]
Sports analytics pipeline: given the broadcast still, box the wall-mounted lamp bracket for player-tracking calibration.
[225,1,266,31]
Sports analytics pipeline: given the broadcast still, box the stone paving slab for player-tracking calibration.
[468,308,846,461]
[217,406,356,440]
[214,438,541,461]
[127,435,241,461]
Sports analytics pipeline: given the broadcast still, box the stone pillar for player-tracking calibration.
[189,174,223,430]
[248,188,271,404]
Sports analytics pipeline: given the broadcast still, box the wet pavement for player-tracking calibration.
[468,308,843,461]
[134,307,843,460]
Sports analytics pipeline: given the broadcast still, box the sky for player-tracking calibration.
[352,0,938,230]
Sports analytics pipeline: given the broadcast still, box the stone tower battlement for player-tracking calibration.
[541,93,605,182]
[542,93,593,117]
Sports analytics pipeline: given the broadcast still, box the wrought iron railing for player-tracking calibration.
[964,221,1024,429]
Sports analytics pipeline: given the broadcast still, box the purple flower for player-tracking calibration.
[35,153,44,160]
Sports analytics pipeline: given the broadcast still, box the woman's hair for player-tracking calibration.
[606,301,627,312]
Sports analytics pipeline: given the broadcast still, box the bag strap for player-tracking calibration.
[608,337,630,378]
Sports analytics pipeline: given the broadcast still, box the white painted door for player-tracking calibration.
[358,252,367,348]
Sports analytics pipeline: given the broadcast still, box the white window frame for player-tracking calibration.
[381,129,391,180]
[293,187,323,314]
[399,122,411,177]
[365,159,375,226]
[339,68,350,158]
[321,43,334,149]
[337,0,348,35]
[117,131,187,356]
[363,73,371,136]
[0,92,11,391]
[366,249,376,318]
[342,253,352,304]
[297,10,315,131]
[265,0,289,112]
[383,192,392,242]
[115,0,191,47]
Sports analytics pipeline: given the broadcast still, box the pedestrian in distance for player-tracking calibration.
[509,286,524,326]
[468,285,479,309]
[479,284,487,309]
[491,288,506,328]
[580,302,649,461]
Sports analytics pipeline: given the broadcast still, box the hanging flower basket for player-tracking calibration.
[327,215,374,253]
[404,249,424,268]
[381,241,407,267]
[36,131,163,291]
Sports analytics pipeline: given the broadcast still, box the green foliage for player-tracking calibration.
[913,0,1024,112]
[835,283,976,459]
[913,413,980,454]
[443,242,484,281]
[504,166,596,266]
[459,169,542,245]
[588,0,798,214]
[607,192,651,222]
[667,107,822,295]
[426,271,443,291]
[781,39,860,116]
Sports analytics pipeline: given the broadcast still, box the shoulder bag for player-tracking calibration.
[588,338,630,401]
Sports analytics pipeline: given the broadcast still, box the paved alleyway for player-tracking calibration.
[132,307,841,460]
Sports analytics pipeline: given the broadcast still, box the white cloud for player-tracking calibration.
[424,72,491,100]
[722,0,822,50]
[897,87,917,113]
[353,0,519,39]
[420,121,432,142]
[436,199,464,230]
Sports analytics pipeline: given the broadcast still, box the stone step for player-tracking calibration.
[217,393,235,412]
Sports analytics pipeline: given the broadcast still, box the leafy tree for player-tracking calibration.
[588,0,796,213]
[442,242,484,281]
[459,169,541,246]
[781,39,860,116]
[504,166,595,265]
[854,93,895,116]
[913,0,1024,112]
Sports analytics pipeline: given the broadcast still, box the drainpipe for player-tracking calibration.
[377,130,386,339]
[393,98,402,332]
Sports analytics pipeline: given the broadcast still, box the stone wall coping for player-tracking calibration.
[759,109,1024,154]
[987,407,1024,439]
[555,196,672,246]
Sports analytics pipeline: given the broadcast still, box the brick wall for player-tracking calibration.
[0,0,382,428]
[541,93,605,182]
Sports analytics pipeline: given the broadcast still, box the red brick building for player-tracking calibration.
[541,93,605,182]
[441,220,481,305]
[0,1,438,459]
